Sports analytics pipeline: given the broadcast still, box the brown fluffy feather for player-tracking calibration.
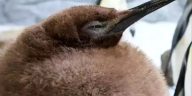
[0,6,168,96]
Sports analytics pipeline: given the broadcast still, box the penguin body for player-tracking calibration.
[0,6,168,96]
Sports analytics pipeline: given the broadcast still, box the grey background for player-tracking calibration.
[0,0,186,25]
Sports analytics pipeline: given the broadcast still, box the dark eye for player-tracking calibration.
[87,21,107,30]
[95,24,105,28]
[82,21,109,34]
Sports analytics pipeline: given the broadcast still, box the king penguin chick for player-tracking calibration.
[0,0,174,96]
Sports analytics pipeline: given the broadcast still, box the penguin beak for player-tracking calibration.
[110,0,175,32]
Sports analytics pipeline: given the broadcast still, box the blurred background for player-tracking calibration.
[0,0,186,67]
[0,0,186,25]
[0,0,189,95]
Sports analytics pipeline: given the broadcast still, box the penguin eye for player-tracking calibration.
[85,21,107,31]
[81,21,109,37]
[88,22,106,29]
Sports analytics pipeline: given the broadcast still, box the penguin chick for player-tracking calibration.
[0,0,174,96]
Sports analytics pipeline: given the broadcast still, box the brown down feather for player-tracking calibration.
[0,6,168,96]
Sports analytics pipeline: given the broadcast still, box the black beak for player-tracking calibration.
[111,0,175,32]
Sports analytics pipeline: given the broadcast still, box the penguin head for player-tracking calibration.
[42,0,174,48]
[42,6,121,48]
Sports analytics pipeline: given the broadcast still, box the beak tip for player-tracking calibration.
[111,0,175,33]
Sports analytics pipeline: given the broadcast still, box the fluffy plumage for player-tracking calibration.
[0,6,168,96]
